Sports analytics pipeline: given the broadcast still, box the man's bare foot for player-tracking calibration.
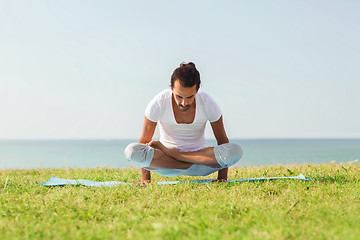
[148,140,180,159]
[147,140,164,150]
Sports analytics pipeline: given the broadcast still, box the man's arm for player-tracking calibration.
[210,116,230,181]
[138,116,157,183]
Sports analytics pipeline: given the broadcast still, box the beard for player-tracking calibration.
[178,104,191,111]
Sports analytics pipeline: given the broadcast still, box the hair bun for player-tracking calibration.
[180,62,196,68]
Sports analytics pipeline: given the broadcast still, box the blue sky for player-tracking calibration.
[0,0,359,139]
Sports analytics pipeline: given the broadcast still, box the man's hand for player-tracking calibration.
[133,180,153,186]
[210,179,227,183]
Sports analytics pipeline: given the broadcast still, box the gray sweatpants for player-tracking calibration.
[124,143,243,177]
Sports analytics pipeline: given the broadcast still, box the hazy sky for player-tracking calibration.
[0,0,359,139]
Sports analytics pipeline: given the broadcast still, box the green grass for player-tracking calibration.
[1,163,359,240]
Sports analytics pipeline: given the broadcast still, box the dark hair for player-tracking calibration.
[171,62,201,91]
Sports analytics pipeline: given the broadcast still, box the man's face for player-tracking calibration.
[171,80,198,112]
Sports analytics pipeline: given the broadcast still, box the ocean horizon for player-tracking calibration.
[0,138,359,170]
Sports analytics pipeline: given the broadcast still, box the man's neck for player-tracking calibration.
[171,95,196,124]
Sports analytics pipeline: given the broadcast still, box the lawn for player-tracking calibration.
[1,163,359,240]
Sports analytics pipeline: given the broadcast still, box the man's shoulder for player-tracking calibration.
[154,89,171,99]
[148,89,171,106]
[197,90,222,121]
[197,90,211,97]
[145,89,171,120]
[197,91,216,103]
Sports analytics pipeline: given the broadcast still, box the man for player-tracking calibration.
[125,62,242,183]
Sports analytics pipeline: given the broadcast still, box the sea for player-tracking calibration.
[0,139,359,170]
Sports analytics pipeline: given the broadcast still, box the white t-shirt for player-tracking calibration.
[145,89,222,152]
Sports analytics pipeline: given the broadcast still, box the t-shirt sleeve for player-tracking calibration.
[202,92,222,122]
[145,93,162,122]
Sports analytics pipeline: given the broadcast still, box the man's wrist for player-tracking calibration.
[217,168,228,181]
[141,168,151,182]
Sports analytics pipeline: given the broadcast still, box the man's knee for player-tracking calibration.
[124,143,154,168]
[214,143,243,168]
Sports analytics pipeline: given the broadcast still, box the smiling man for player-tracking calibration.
[125,62,242,183]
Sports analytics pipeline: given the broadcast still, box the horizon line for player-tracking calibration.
[1,137,360,141]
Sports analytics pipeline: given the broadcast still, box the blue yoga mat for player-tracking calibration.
[41,174,312,187]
